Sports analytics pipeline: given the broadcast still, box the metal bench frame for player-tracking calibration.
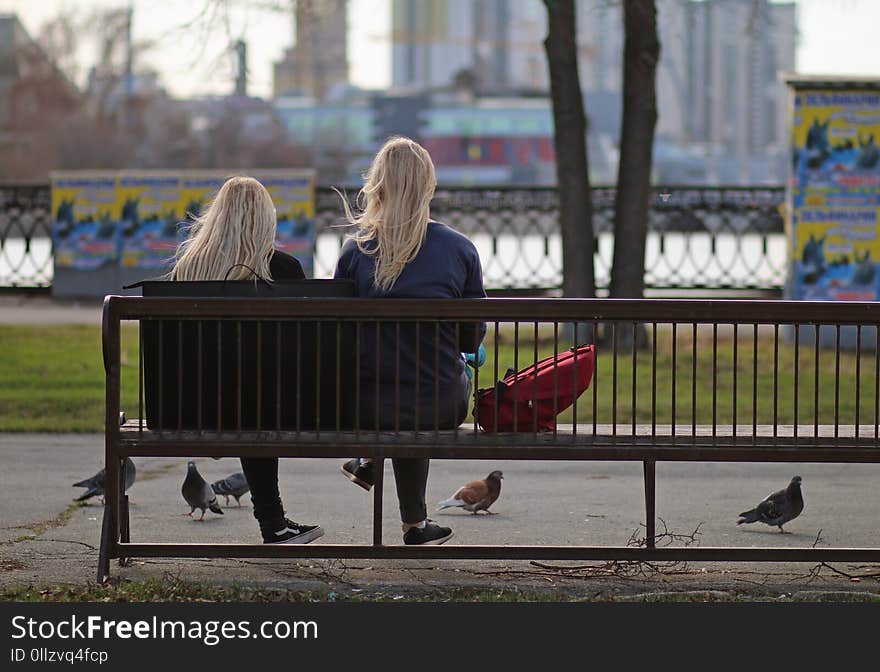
[99,296,880,582]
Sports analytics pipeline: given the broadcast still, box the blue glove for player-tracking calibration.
[464,344,486,379]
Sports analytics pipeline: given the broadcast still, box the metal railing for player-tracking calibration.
[98,295,880,581]
[2,184,785,293]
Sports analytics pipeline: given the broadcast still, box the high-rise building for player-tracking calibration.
[273,0,348,99]
[390,0,796,181]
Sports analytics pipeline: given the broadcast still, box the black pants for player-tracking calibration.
[240,456,429,528]
[240,457,285,534]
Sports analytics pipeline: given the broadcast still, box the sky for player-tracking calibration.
[1,0,879,99]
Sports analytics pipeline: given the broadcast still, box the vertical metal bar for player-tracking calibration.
[834,324,840,439]
[732,323,737,438]
[315,321,322,438]
[472,322,479,438]
[355,321,362,438]
[216,320,222,435]
[773,323,779,438]
[571,320,578,438]
[644,460,656,549]
[256,322,262,432]
[671,322,677,437]
[454,321,461,440]
[692,322,697,439]
[102,303,121,578]
[377,321,383,438]
[513,321,520,432]
[493,321,500,434]
[138,322,143,438]
[814,323,820,441]
[434,321,440,436]
[875,325,879,441]
[612,321,618,437]
[236,321,242,435]
[753,323,758,440]
[591,320,597,437]
[793,323,799,440]
[335,321,341,435]
[372,458,384,546]
[856,325,862,439]
[712,322,717,439]
[275,322,281,432]
[296,321,302,434]
[157,320,163,436]
[177,321,183,432]
[651,322,657,436]
[415,321,420,432]
[553,321,559,440]
[533,321,539,436]
[197,321,203,435]
[395,321,401,437]
[631,321,637,437]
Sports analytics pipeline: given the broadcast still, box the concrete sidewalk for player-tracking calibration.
[0,296,103,326]
[2,433,880,599]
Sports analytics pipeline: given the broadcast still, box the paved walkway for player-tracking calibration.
[0,296,103,326]
[2,433,880,598]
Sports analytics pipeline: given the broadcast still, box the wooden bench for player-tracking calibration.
[99,295,880,582]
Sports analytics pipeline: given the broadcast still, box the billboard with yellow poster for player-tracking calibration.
[118,172,183,270]
[253,170,316,277]
[50,172,119,269]
[787,80,880,300]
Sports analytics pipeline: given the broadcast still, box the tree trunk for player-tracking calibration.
[543,0,595,298]
[609,0,660,301]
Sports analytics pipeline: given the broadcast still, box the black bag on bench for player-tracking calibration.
[133,279,357,432]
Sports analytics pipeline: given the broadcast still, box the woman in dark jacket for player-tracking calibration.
[170,175,322,545]
[334,137,487,545]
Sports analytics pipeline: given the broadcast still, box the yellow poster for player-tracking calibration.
[50,171,119,269]
[117,172,183,270]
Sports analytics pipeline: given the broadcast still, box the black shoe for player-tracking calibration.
[341,458,374,491]
[263,518,324,545]
[403,520,454,546]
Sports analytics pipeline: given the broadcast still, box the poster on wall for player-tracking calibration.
[50,172,119,270]
[789,84,880,299]
[254,170,316,277]
[118,172,183,271]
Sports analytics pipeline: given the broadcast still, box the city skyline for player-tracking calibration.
[1,0,878,100]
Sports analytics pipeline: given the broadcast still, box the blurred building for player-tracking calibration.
[273,0,349,99]
[390,0,796,184]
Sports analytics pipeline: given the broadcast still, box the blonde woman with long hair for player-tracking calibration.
[171,176,323,545]
[334,137,487,545]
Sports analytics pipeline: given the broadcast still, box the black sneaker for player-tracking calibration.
[341,458,374,491]
[403,520,454,546]
[263,519,324,545]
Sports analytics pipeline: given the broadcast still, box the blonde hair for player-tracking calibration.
[338,136,437,291]
[171,176,276,281]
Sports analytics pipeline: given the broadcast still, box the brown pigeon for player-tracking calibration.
[436,470,503,515]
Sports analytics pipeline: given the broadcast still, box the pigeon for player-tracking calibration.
[181,461,223,521]
[437,470,503,515]
[737,475,804,533]
[72,457,136,503]
[211,472,250,506]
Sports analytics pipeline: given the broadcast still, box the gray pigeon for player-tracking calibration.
[737,476,804,533]
[437,470,504,514]
[211,472,250,506]
[72,457,136,503]
[181,461,223,521]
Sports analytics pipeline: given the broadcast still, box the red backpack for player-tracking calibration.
[473,344,595,432]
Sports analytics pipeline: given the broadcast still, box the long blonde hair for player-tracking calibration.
[171,176,277,281]
[339,136,437,291]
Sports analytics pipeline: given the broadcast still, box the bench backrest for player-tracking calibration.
[139,280,357,431]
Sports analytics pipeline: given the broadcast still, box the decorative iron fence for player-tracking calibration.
[1,184,786,293]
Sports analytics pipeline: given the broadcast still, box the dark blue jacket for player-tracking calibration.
[334,222,486,429]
